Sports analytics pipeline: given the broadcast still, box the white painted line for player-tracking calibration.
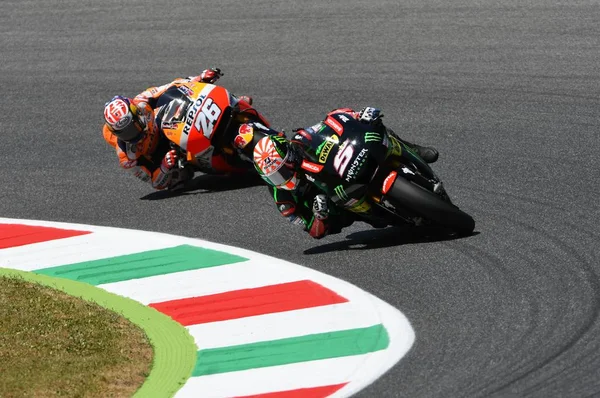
[331,295,415,398]
[176,352,389,397]
[176,266,416,398]
[0,229,178,271]
[187,302,382,350]
[100,260,304,305]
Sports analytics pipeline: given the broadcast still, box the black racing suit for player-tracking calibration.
[267,106,437,239]
[267,109,365,239]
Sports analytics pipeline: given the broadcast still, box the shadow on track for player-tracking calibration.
[140,173,264,201]
[304,225,479,255]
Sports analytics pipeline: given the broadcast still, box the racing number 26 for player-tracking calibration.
[195,98,221,139]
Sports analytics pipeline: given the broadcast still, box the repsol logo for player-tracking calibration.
[182,95,206,135]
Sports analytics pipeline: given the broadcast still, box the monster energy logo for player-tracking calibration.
[269,135,289,156]
[334,185,349,201]
[271,135,287,145]
[364,132,382,143]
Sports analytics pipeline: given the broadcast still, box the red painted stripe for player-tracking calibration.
[236,383,348,398]
[0,224,91,249]
[149,280,348,326]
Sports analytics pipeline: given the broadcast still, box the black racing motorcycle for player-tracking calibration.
[288,114,475,236]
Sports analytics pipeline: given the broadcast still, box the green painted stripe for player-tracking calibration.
[193,324,389,376]
[0,267,197,398]
[34,245,248,285]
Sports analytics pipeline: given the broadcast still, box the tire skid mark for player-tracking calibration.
[446,190,600,396]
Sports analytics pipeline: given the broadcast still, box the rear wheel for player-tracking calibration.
[386,177,475,236]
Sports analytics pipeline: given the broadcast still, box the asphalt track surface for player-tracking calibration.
[1,1,599,397]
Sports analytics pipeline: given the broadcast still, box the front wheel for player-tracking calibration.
[385,177,475,236]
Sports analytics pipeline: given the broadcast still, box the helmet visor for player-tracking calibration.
[113,118,145,142]
[267,165,297,189]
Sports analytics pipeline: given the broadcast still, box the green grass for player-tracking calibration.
[0,276,153,397]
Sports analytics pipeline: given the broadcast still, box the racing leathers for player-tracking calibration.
[267,180,356,239]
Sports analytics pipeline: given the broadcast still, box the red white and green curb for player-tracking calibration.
[0,218,415,397]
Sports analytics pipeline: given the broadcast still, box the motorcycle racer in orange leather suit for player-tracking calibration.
[103,68,252,190]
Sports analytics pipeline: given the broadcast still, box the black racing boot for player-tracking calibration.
[385,127,439,163]
[409,143,439,164]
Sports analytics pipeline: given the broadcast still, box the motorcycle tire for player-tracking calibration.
[386,177,475,236]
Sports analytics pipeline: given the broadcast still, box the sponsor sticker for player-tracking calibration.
[301,160,324,173]
[382,171,397,194]
[348,197,371,213]
[334,185,349,201]
[305,122,325,135]
[234,124,254,149]
[324,116,344,136]
[364,132,382,143]
[178,85,194,97]
[183,96,205,136]
[114,113,132,130]
[345,148,369,182]
[317,135,338,164]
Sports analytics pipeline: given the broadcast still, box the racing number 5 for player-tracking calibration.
[195,98,221,139]
[333,144,354,177]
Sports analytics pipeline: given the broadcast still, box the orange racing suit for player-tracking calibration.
[102,74,214,190]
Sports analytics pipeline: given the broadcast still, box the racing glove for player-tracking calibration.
[160,149,178,172]
[200,68,223,84]
[312,194,330,220]
[358,107,383,125]
[238,95,253,105]
[309,194,332,239]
